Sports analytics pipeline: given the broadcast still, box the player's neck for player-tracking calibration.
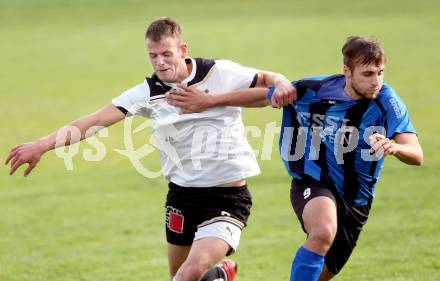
[343,82,362,100]
[175,58,193,83]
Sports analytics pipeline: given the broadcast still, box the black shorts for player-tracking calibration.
[165,182,252,247]
[291,176,371,274]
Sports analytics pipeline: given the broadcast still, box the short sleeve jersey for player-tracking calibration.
[112,57,260,187]
[268,74,416,205]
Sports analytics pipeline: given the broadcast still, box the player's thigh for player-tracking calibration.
[302,196,337,236]
[291,178,338,235]
[167,243,191,277]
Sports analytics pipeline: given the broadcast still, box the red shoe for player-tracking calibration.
[219,259,238,281]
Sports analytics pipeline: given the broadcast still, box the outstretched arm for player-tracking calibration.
[166,70,297,113]
[167,86,270,113]
[4,104,125,176]
[256,70,296,108]
[369,132,423,166]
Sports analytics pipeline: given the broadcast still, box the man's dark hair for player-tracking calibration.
[145,17,182,42]
[342,36,386,69]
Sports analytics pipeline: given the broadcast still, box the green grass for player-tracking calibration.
[1,0,439,280]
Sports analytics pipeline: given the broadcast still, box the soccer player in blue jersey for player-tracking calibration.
[166,36,423,280]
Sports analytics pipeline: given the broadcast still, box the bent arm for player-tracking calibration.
[369,132,423,166]
[392,133,423,166]
[5,104,125,176]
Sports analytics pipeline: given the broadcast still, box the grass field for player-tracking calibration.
[1,0,439,280]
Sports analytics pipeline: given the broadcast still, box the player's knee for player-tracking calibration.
[308,225,336,251]
[177,260,211,281]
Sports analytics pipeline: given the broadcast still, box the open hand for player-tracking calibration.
[166,84,213,114]
[4,141,45,176]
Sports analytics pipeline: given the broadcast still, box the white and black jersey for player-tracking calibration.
[112,57,260,187]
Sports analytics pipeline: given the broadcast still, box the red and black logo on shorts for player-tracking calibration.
[166,206,184,233]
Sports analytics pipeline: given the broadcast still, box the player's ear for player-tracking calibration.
[179,43,188,58]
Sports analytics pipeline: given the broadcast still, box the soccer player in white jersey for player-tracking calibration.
[5,17,294,281]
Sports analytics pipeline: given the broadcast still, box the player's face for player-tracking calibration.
[345,62,385,100]
[147,36,188,83]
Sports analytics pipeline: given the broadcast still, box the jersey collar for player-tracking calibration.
[163,57,196,88]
